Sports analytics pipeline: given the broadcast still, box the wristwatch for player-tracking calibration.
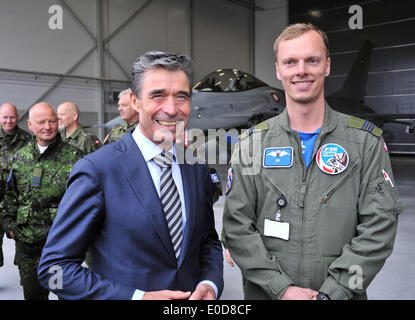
[316,292,330,300]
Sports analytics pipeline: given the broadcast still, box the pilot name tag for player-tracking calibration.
[264,219,290,240]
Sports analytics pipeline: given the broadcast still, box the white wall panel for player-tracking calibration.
[254,0,288,89]
[0,0,94,74]
[191,0,254,83]
[0,0,259,131]
[105,0,190,79]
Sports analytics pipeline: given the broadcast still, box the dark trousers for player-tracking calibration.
[15,241,49,300]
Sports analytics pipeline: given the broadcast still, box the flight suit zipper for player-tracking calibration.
[295,129,327,287]
[320,161,360,204]
[291,131,307,285]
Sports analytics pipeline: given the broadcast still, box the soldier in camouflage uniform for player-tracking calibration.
[3,103,83,300]
[0,103,31,267]
[57,102,101,154]
[103,89,139,145]
[57,102,101,269]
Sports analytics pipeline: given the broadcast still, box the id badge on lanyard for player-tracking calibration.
[264,195,289,240]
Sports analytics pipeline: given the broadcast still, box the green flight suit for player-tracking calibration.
[223,104,403,300]
[103,120,139,145]
[60,125,101,155]
[0,125,31,266]
[3,135,83,299]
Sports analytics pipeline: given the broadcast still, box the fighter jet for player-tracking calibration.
[187,68,285,130]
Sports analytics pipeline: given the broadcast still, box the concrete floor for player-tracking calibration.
[0,155,413,300]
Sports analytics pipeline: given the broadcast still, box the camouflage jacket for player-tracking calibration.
[61,125,101,155]
[0,126,31,214]
[3,135,84,245]
[0,125,31,176]
[103,120,139,145]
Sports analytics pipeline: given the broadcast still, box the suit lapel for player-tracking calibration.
[178,163,197,266]
[117,135,176,261]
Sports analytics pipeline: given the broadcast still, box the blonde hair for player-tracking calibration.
[274,23,330,60]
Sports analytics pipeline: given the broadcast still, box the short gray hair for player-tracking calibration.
[118,88,132,99]
[131,51,193,98]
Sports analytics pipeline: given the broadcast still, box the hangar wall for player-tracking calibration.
[254,0,288,89]
[0,0,255,138]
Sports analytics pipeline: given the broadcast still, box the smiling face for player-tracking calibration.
[275,30,330,106]
[0,103,18,134]
[131,68,191,148]
[27,103,58,146]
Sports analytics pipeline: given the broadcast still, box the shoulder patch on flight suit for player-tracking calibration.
[238,121,269,140]
[347,116,383,137]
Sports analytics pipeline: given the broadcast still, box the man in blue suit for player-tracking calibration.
[37,51,224,300]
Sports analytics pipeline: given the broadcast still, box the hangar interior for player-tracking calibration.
[0,0,287,141]
[0,0,414,300]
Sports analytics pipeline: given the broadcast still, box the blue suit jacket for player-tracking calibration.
[38,132,224,299]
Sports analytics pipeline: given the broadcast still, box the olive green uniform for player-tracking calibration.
[3,135,83,299]
[61,125,101,154]
[223,104,403,300]
[103,120,139,145]
[0,126,31,266]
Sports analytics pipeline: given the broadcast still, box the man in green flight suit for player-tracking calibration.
[57,101,101,154]
[0,102,31,267]
[103,88,139,145]
[223,23,403,300]
[3,102,83,300]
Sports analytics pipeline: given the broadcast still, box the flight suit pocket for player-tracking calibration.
[317,162,360,256]
[371,176,403,220]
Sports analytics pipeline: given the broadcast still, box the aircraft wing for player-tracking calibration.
[352,113,415,125]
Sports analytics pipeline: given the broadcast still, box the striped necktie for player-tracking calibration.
[153,152,183,260]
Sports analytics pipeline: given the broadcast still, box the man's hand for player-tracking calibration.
[225,249,234,267]
[142,290,191,300]
[281,286,318,300]
[189,284,216,300]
